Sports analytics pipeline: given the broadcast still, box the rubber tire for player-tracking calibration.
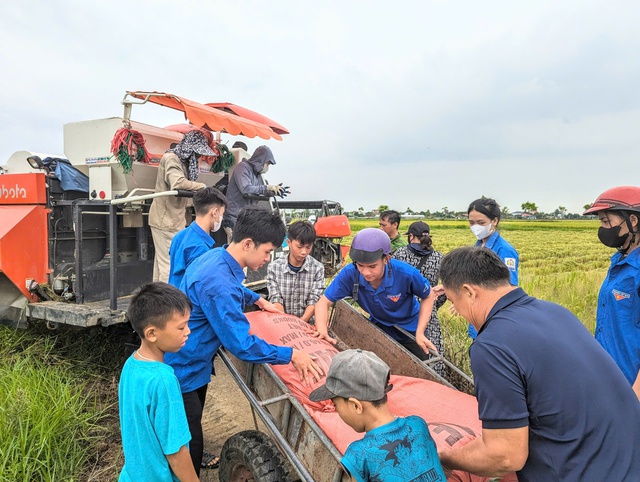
[219,430,293,482]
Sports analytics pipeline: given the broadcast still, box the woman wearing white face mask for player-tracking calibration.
[466,197,519,338]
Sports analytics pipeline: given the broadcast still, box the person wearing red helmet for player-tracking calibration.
[313,228,437,359]
[584,185,640,399]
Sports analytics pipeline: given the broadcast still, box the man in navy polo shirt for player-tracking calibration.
[437,247,640,482]
[314,228,437,359]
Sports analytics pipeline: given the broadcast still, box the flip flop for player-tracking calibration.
[201,451,220,469]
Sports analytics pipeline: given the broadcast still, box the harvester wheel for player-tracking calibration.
[219,430,292,482]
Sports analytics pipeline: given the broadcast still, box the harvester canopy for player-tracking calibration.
[126,91,286,141]
[206,102,289,135]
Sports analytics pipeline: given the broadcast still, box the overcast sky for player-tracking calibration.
[1,0,638,214]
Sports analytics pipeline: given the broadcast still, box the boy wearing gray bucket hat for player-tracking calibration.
[310,349,446,482]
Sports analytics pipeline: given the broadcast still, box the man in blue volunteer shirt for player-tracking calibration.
[168,186,226,288]
[314,228,437,360]
[437,247,640,482]
[165,206,323,475]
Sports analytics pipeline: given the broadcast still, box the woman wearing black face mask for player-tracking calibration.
[584,186,640,400]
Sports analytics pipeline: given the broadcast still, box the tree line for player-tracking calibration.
[345,202,595,220]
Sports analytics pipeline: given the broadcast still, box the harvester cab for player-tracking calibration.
[0,91,350,329]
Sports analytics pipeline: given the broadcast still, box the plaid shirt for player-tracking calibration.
[267,254,325,319]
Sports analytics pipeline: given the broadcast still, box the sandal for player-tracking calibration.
[201,451,220,469]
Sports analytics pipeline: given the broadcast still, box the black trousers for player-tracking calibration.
[182,384,209,476]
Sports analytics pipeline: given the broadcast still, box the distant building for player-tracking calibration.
[511,211,535,219]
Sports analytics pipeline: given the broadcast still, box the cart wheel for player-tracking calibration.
[219,430,292,482]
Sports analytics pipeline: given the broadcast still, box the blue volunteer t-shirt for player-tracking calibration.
[595,248,640,385]
[168,222,215,288]
[324,259,431,333]
[165,247,293,393]
[118,356,191,482]
[342,416,446,482]
[475,231,519,285]
[469,231,519,338]
[471,288,640,482]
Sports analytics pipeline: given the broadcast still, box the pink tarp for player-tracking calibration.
[247,312,517,482]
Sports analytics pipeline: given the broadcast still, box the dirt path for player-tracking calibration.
[199,360,265,482]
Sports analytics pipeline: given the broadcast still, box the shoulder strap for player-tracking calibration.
[415,252,431,272]
[352,264,360,302]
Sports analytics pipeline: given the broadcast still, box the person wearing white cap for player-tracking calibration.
[309,349,446,482]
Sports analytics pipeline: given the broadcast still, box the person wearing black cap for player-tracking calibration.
[309,349,446,482]
[149,130,212,283]
[393,221,446,375]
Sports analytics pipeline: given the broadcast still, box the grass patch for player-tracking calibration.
[0,323,134,481]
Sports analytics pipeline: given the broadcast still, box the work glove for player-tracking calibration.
[267,183,290,198]
[278,185,291,198]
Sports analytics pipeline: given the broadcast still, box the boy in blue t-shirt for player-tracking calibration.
[118,282,199,482]
[310,349,446,482]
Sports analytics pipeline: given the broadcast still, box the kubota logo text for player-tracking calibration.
[0,183,28,199]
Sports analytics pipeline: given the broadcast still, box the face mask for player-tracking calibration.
[470,224,493,241]
[212,210,222,232]
[598,225,627,248]
[260,164,270,174]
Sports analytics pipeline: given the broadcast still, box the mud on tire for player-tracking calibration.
[219,430,293,482]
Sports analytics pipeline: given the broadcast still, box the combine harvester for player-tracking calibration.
[0,91,350,328]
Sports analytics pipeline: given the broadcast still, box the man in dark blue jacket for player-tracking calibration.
[221,145,288,241]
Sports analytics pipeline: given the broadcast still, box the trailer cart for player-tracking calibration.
[217,299,475,482]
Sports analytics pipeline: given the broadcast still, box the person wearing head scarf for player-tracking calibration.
[221,145,289,242]
[149,130,213,282]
